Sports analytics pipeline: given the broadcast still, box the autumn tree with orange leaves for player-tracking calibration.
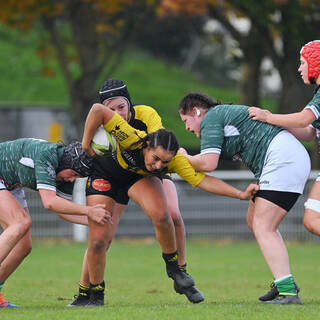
[1,0,320,132]
[0,0,160,134]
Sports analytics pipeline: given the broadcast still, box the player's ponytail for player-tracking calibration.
[178,92,221,114]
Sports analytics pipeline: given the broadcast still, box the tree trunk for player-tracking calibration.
[277,56,312,114]
[69,79,98,139]
[238,28,264,106]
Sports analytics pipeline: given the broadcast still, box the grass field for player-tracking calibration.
[1,239,320,319]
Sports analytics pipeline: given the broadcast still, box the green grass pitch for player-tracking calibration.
[1,239,320,319]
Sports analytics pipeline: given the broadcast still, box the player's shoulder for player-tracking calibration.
[133,104,159,117]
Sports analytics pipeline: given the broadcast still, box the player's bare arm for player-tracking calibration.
[82,103,115,156]
[39,189,111,225]
[197,176,259,200]
[249,107,316,128]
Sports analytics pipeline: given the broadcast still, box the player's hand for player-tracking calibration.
[238,183,259,200]
[82,142,96,157]
[87,204,113,225]
[248,107,271,122]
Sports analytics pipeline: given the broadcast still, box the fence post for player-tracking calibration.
[72,177,88,242]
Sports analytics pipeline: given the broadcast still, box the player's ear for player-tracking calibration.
[192,107,201,117]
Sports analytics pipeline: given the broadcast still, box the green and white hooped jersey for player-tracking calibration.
[0,138,64,191]
[200,105,283,179]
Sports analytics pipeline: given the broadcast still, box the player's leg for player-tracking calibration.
[128,176,195,297]
[0,189,32,308]
[252,196,301,305]
[162,179,186,265]
[254,131,308,304]
[69,202,126,306]
[129,176,177,252]
[247,199,297,302]
[246,200,255,232]
[83,194,115,306]
[162,178,204,303]
[0,190,31,264]
[303,181,320,235]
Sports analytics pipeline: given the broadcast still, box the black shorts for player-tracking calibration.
[86,154,146,205]
[252,190,300,212]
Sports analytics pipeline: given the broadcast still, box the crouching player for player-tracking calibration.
[0,139,110,308]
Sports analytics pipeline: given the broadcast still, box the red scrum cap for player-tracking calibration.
[300,40,320,83]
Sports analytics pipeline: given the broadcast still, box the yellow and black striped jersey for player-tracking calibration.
[104,105,205,187]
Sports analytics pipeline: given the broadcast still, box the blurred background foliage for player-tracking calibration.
[0,0,319,160]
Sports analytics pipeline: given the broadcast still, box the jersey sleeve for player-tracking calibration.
[304,88,320,119]
[56,181,74,200]
[200,109,224,155]
[33,150,58,191]
[167,152,205,187]
[104,113,147,149]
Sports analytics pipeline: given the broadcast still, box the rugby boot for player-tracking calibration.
[68,293,90,306]
[86,282,104,307]
[174,281,204,303]
[0,293,20,308]
[259,280,300,301]
[86,290,104,307]
[163,252,195,290]
[168,268,195,290]
[67,284,91,306]
[260,294,302,305]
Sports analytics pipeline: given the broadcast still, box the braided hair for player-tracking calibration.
[178,92,221,114]
[146,129,179,155]
[127,129,179,156]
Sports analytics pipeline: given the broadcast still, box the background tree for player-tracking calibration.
[161,0,320,112]
[0,0,159,135]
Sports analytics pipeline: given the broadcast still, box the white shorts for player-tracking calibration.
[259,130,311,194]
[0,180,28,208]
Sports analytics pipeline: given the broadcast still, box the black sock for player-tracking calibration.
[162,251,180,276]
[79,283,90,298]
[89,281,105,299]
[179,263,187,272]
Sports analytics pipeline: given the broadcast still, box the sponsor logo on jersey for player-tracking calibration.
[110,126,129,141]
[259,180,270,185]
[92,179,111,191]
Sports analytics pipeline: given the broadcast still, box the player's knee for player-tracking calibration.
[14,215,32,236]
[251,219,271,236]
[303,210,320,234]
[151,210,171,228]
[168,207,182,225]
[91,239,108,254]
[303,198,320,234]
